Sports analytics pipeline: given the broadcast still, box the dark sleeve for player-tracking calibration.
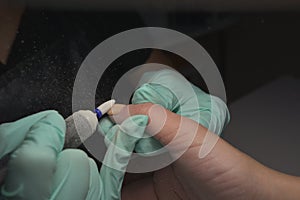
[0,9,150,123]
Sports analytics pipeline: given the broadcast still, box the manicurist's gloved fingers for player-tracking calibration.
[112,69,229,156]
[97,117,120,147]
[50,149,102,200]
[132,69,230,135]
[98,115,148,200]
[1,111,65,199]
[0,110,65,159]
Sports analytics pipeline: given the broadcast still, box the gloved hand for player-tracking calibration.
[0,110,147,200]
[0,110,66,199]
[98,115,148,200]
[98,69,230,199]
[131,69,230,154]
[52,114,148,200]
[99,70,229,199]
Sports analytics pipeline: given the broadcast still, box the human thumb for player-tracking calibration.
[109,103,205,155]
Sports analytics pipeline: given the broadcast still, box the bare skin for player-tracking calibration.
[0,2,24,64]
[118,103,300,200]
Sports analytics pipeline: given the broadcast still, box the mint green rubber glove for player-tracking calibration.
[0,110,65,199]
[0,111,103,200]
[0,111,147,200]
[131,69,230,154]
[51,116,148,200]
[95,69,230,199]
[98,115,148,200]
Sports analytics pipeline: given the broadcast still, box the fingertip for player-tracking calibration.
[123,115,149,127]
[119,115,149,138]
[108,104,126,115]
[42,110,66,134]
[129,103,153,114]
[98,117,114,133]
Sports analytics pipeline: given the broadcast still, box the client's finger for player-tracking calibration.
[109,103,207,154]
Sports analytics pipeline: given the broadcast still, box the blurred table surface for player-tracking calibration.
[223,77,300,176]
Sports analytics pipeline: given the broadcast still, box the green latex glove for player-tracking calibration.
[0,110,103,200]
[55,116,148,200]
[0,110,102,200]
[0,110,65,199]
[50,149,102,200]
[0,111,147,200]
[131,69,230,154]
[95,69,230,199]
[98,115,148,200]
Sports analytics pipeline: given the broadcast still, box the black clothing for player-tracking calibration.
[0,9,150,123]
